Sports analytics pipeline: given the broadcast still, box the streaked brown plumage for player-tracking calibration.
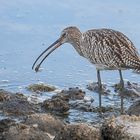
[32,26,140,110]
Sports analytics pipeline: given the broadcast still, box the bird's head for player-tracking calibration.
[60,26,81,44]
[32,26,81,72]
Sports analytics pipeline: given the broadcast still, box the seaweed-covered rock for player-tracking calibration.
[101,115,140,140]
[54,123,101,140]
[127,99,140,115]
[27,83,56,93]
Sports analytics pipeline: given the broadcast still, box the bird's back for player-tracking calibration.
[81,28,140,71]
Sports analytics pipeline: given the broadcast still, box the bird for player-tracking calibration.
[32,26,140,111]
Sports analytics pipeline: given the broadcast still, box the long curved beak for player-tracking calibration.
[32,37,62,72]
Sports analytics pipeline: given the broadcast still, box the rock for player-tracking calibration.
[1,121,51,140]
[54,123,101,140]
[0,119,15,133]
[0,114,67,140]
[70,100,92,111]
[51,87,85,104]
[0,89,11,101]
[87,82,110,95]
[59,87,86,100]
[127,99,140,115]
[27,83,56,93]
[25,113,65,136]
[70,100,114,113]
[101,115,140,140]
[25,114,101,140]
[0,94,37,116]
[42,97,70,115]
[42,87,86,115]
[114,81,140,97]
[52,92,70,102]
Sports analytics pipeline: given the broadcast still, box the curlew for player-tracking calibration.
[32,26,140,111]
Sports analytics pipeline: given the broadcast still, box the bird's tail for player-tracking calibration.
[133,68,140,74]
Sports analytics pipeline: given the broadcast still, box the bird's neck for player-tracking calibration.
[70,33,83,56]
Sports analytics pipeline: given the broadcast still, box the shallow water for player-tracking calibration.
[0,0,140,123]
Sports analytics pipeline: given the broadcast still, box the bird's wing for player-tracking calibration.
[83,29,140,69]
[111,29,140,68]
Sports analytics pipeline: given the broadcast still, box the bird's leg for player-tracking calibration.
[119,70,124,114]
[119,70,124,90]
[97,70,102,108]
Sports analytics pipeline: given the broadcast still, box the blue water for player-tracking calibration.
[0,0,140,123]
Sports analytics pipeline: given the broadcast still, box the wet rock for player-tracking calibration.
[127,99,140,115]
[101,115,140,140]
[70,100,92,111]
[87,82,110,95]
[27,83,56,93]
[25,114,101,140]
[114,81,140,97]
[42,87,85,115]
[25,113,65,136]
[54,123,101,140]
[42,97,70,115]
[1,122,51,140]
[52,87,85,102]
[70,100,114,113]
[83,96,94,103]
[52,92,70,102]
[0,94,37,116]
[0,89,11,101]
[59,87,85,100]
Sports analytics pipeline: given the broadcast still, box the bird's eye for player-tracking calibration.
[62,32,67,37]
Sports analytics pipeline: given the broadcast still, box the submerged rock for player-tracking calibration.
[54,123,101,140]
[87,82,110,95]
[27,83,56,93]
[127,99,140,115]
[101,115,140,140]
